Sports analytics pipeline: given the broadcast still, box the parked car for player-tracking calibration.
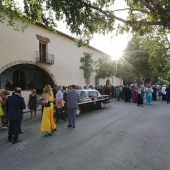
[76,89,111,116]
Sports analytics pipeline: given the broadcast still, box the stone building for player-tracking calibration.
[0,17,121,102]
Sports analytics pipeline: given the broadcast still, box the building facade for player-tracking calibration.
[0,18,122,98]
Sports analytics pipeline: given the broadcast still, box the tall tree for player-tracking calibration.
[123,36,156,84]
[129,31,170,83]
[1,0,170,44]
[116,59,137,85]
[95,57,117,80]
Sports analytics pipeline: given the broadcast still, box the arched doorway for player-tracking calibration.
[13,70,25,89]
[1,63,55,94]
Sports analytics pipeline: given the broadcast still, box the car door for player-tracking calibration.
[79,91,88,102]
[87,91,98,108]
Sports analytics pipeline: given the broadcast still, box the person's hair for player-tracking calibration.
[68,85,72,90]
[31,89,36,94]
[15,87,21,94]
[55,85,61,90]
[44,85,52,95]
[43,88,45,93]
[72,85,76,89]
[62,86,66,90]
[3,90,10,96]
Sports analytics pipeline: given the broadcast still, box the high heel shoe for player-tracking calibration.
[51,128,57,133]
[45,132,52,136]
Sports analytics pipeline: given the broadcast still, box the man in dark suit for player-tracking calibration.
[6,87,26,144]
[152,85,157,101]
[165,85,170,103]
[62,86,68,120]
[122,85,131,102]
[67,85,79,128]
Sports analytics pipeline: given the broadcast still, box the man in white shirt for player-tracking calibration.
[55,85,65,122]
[56,86,63,99]
[161,85,166,101]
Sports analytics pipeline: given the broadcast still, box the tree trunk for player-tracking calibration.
[85,77,90,85]
[138,74,143,84]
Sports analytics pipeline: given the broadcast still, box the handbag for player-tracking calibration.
[55,98,65,109]
[44,101,51,107]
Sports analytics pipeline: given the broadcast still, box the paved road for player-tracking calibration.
[0,99,170,170]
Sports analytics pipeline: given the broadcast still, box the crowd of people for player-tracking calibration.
[1,83,170,144]
[96,84,170,105]
[0,84,80,143]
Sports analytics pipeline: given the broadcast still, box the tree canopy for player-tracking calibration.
[1,0,170,44]
[122,32,170,85]
[95,57,116,79]
[2,0,170,85]
[116,59,136,85]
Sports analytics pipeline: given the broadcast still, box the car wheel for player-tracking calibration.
[99,102,104,109]
[76,106,81,116]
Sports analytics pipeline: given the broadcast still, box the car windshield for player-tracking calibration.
[76,91,86,97]
[87,91,98,97]
[76,90,101,97]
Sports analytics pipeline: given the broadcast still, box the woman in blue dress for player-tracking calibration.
[146,86,153,105]
[115,86,120,100]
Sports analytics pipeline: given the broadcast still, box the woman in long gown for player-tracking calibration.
[146,86,153,105]
[28,89,38,119]
[136,85,143,106]
[115,86,120,100]
[131,86,135,103]
[41,85,56,136]
[134,87,138,103]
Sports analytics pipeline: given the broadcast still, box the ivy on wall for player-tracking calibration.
[79,52,94,80]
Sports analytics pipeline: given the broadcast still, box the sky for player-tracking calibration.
[56,0,130,60]
[90,0,130,60]
[16,0,130,60]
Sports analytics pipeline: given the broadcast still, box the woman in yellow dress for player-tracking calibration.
[41,85,57,136]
